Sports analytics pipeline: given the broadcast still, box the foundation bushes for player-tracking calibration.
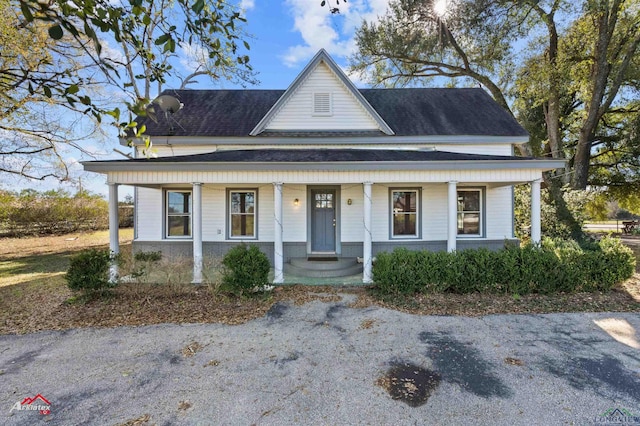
[66,248,117,296]
[221,244,270,296]
[372,237,635,296]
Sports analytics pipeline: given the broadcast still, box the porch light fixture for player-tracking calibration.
[347,198,353,205]
[294,198,299,206]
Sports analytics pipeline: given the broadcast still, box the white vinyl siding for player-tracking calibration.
[144,145,219,157]
[437,145,513,156]
[202,186,224,241]
[141,139,522,151]
[265,62,381,131]
[259,188,274,241]
[422,184,448,241]
[340,184,362,242]
[371,185,388,242]
[486,186,513,239]
[133,182,515,243]
[283,185,306,242]
[135,187,163,240]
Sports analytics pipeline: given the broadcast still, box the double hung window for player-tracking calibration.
[391,189,419,238]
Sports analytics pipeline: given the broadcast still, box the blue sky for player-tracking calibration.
[5,0,391,198]
[217,0,388,89]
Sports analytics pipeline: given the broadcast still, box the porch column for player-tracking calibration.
[273,182,284,284]
[531,179,542,244]
[192,182,203,284]
[108,182,119,283]
[447,181,457,252]
[363,182,373,284]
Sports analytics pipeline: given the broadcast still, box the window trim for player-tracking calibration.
[164,189,192,239]
[312,92,333,116]
[227,188,258,240]
[389,188,421,240]
[456,187,485,238]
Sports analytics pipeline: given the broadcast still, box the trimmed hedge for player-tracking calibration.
[373,237,635,296]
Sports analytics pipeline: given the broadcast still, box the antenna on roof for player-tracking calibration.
[148,94,184,135]
[154,95,183,114]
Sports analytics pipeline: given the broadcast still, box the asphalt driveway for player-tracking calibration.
[1,293,640,425]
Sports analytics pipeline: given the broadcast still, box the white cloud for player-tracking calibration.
[179,42,208,73]
[340,64,367,88]
[98,38,127,65]
[240,0,255,11]
[281,0,389,67]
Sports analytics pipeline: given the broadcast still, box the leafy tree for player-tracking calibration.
[15,0,251,118]
[351,0,640,236]
[106,0,257,105]
[0,0,104,180]
[2,0,253,181]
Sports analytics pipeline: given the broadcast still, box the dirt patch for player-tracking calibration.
[181,341,204,358]
[116,414,152,426]
[376,362,441,407]
[359,318,376,330]
[177,400,192,411]
[505,357,524,366]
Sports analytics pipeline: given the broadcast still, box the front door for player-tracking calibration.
[311,189,336,252]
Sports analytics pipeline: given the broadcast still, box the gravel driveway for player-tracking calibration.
[1,293,640,425]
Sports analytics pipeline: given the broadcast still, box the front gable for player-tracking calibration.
[250,49,394,136]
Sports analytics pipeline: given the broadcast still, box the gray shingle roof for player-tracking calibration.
[138,88,527,138]
[120,149,532,163]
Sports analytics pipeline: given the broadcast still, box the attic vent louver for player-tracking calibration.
[313,92,332,115]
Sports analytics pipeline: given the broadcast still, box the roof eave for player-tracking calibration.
[120,135,530,146]
[83,159,566,174]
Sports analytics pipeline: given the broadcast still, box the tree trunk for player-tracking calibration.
[544,173,586,241]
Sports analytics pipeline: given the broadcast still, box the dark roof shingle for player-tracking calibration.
[122,149,532,163]
[139,88,527,138]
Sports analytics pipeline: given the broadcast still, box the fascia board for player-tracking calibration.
[122,135,531,146]
[83,159,566,173]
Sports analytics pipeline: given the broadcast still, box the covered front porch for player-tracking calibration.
[102,179,544,285]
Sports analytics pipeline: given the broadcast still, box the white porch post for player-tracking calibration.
[273,182,284,284]
[447,181,457,252]
[531,179,542,244]
[108,182,119,283]
[363,182,373,284]
[192,182,203,284]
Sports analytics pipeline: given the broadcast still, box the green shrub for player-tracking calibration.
[372,237,635,296]
[134,251,162,262]
[129,251,162,280]
[65,249,115,295]
[588,236,636,291]
[221,245,270,295]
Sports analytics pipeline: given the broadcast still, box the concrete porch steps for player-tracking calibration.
[285,257,363,278]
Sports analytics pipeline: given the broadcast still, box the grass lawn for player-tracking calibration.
[1,230,639,335]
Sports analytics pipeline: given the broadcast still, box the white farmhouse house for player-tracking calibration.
[83,49,564,284]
